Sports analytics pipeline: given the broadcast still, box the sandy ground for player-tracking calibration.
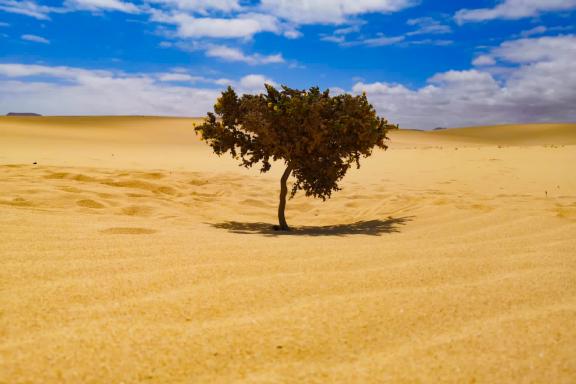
[1,117,575,383]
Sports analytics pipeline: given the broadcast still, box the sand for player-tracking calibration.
[1,117,575,383]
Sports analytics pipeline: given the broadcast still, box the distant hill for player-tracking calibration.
[391,123,576,147]
[7,112,42,116]
[431,123,576,145]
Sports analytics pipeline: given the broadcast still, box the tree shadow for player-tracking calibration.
[208,216,413,237]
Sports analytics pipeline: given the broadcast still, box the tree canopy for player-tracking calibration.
[195,84,397,230]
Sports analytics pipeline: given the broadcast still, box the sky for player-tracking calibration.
[0,0,575,129]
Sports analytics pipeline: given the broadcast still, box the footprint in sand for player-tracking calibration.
[100,227,157,235]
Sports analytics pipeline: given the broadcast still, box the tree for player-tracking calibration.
[195,84,397,231]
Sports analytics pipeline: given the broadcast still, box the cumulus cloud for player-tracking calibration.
[283,29,302,39]
[156,72,205,82]
[489,35,576,63]
[353,35,576,128]
[160,40,286,65]
[321,32,405,46]
[472,55,496,66]
[324,33,449,47]
[0,64,218,116]
[65,0,139,13]
[0,63,277,116]
[456,0,576,24]
[238,74,276,92]
[406,17,452,36]
[321,17,451,47]
[519,26,548,38]
[147,0,241,13]
[151,11,280,38]
[149,0,416,37]
[205,45,284,65]
[0,63,110,78]
[334,25,363,35]
[405,38,453,46]
[0,0,54,20]
[345,34,405,47]
[213,77,234,86]
[21,34,50,44]
[260,0,416,24]
[0,0,139,19]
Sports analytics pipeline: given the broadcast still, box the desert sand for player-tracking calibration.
[1,116,575,383]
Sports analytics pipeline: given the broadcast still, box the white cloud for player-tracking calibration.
[147,0,241,13]
[519,26,547,38]
[490,35,576,63]
[205,45,284,65]
[21,34,50,44]
[0,63,219,116]
[65,0,140,13]
[406,17,452,36]
[0,0,139,19]
[343,34,405,47]
[322,18,451,47]
[472,55,496,66]
[456,0,576,23]
[0,0,54,20]
[0,63,111,78]
[214,78,234,86]
[238,74,276,92]
[334,25,362,35]
[151,11,280,38]
[148,0,415,42]
[319,24,362,43]
[405,38,453,46]
[0,0,415,50]
[322,29,406,47]
[159,40,287,65]
[260,0,416,24]
[156,72,205,82]
[353,35,576,128]
[283,29,302,39]
[0,64,279,116]
[428,70,501,94]
[328,86,346,95]
[321,34,346,44]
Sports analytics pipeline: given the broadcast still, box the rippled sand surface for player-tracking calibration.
[1,117,575,383]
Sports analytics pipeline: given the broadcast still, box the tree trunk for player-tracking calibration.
[277,164,293,231]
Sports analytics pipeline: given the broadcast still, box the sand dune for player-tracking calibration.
[388,123,576,148]
[1,117,575,383]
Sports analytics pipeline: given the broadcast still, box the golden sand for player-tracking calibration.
[1,117,575,383]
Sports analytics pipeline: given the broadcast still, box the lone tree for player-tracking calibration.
[195,84,397,231]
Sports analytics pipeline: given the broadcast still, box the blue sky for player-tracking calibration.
[0,0,575,129]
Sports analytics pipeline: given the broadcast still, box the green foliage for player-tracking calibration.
[195,84,397,200]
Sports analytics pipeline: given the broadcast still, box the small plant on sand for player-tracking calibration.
[195,84,397,231]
